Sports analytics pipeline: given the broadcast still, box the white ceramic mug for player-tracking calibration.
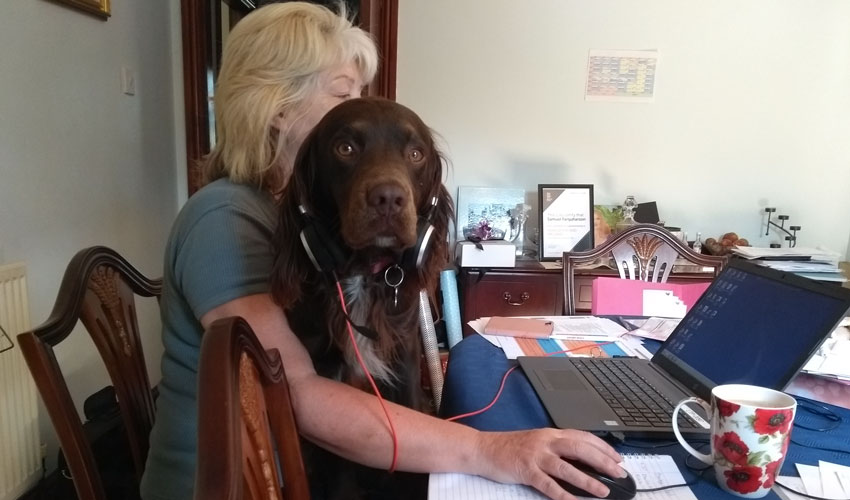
[672,384,797,498]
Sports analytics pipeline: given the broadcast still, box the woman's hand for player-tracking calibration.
[473,428,626,500]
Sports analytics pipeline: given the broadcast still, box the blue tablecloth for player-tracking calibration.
[439,333,850,500]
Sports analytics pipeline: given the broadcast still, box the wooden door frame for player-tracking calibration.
[179,0,398,195]
[360,0,397,100]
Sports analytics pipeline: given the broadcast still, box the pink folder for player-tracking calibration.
[590,277,710,316]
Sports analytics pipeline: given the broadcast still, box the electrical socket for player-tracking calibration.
[40,443,48,459]
[121,66,136,96]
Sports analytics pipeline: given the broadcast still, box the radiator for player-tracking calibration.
[0,262,40,500]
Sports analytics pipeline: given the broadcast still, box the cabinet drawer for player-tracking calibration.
[574,277,594,313]
[461,272,563,334]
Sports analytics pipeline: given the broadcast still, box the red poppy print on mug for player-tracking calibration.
[724,465,764,494]
[717,399,741,417]
[751,408,794,435]
[673,384,797,498]
[762,460,782,488]
[714,431,749,465]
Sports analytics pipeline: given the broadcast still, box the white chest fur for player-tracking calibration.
[339,275,397,385]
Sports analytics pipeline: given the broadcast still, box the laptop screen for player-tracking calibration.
[653,261,850,400]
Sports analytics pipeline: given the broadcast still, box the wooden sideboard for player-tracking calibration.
[458,258,716,335]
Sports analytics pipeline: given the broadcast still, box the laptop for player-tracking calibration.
[518,259,850,437]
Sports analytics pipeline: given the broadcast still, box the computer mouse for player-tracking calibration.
[553,460,636,500]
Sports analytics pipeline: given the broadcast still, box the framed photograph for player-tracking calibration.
[538,184,594,261]
[456,186,525,241]
[52,0,111,19]
[593,204,623,247]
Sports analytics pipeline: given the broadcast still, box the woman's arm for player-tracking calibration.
[200,293,625,500]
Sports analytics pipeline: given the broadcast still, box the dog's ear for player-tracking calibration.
[424,128,447,204]
[425,136,453,252]
[270,130,320,309]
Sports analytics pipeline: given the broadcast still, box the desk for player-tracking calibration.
[440,334,850,500]
[458,259,715,335]
[458,260,850,336]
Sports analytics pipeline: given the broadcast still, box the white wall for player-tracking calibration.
[0,0,180,471]
[397,0,850,257]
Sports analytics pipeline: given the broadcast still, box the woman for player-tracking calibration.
[141,4,375,498]
[141,3,625,500]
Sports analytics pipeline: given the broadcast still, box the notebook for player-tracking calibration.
[518,259,850,437]
[428,454,696,500]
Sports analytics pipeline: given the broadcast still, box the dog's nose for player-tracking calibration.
[367,183,406,216]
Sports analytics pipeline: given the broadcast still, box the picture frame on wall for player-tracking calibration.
[51,0,111,19]
[538,184,594,261]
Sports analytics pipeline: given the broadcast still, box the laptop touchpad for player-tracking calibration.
[539,370,585,391]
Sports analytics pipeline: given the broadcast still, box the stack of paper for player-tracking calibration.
[801,317,850,383]
[470,316,653,360]
[731,246,847,282]
[623,317,682,342]
[776,461,850,500]
[730,246,838,261]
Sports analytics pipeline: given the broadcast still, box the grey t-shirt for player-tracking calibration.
[141,178,277,500]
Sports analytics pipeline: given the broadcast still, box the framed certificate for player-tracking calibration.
[538,184,594,261]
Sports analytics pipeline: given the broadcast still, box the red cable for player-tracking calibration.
[446,340,618,422]
[446,365,519,422]
[335,280,400,473]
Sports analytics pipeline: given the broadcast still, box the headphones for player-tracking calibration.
[297,196,439,275]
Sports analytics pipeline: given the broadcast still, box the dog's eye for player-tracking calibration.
[408,148,425,164]
[336,142,356,157]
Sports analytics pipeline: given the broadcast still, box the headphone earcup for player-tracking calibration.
[298,207,346,273]
[402,216,436,270]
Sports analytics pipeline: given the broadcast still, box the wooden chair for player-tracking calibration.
[563,224,728,315]
[195,316,309,500]
[17,246,161,500]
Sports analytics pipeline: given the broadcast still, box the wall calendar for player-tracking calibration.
[585,49,658,102]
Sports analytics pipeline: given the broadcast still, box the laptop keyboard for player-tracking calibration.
[573,359,700,428]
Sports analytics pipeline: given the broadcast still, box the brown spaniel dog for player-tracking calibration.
[271,97,453,499]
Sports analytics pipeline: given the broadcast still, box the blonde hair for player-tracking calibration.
[201,2,378,192]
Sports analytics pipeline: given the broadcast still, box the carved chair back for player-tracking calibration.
[563,224,728,315]
[17,246,161,500]
[195,316,309,500]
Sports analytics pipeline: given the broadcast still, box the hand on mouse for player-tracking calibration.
[472,428,625,500]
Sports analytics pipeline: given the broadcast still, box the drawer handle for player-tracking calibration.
[503,291,530,306]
